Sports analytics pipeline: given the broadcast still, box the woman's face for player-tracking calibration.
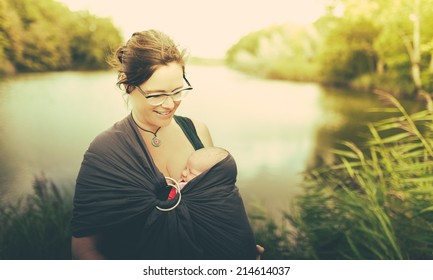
[130,62,184,130]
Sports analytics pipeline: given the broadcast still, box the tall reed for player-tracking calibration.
[0,175,72,259]
[287,90,433,259]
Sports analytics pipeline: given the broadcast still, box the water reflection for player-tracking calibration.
[0,66,411,213]
[0,71,128,203]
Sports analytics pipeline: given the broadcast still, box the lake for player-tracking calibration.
[0,65,419,216]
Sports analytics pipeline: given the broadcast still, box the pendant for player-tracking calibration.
[151,136,161,147]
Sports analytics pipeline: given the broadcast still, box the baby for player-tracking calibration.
[168,146,228,200]
[166,146,257,259]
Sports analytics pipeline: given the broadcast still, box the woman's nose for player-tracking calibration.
[161,95,175,109]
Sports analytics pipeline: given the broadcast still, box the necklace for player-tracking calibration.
[131,113,162,147]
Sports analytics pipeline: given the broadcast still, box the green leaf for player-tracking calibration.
[420,206,433,213]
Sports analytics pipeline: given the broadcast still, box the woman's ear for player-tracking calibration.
[125,85,134,93]
[119,73,131,93]
[119,72,127,82]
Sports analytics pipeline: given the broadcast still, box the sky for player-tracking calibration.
[56,0,326,58]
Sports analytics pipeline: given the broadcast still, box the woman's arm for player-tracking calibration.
[71,235,105,260]
[192,119,214,147]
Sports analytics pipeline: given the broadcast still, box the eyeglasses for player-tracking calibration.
[135,76,193,106]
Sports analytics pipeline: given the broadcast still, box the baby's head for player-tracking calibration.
[180,147,229,182]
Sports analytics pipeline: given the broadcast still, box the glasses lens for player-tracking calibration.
[171,89,190,101]
[146,88,191,106]
[146,95,166,106]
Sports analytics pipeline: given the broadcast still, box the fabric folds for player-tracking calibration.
[71,115,256,259]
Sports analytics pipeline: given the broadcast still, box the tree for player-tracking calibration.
[68,11,122,70]
[0,0,24,73]
[335,0,433,96]
[0,0,123,73]
[315,12,379,85]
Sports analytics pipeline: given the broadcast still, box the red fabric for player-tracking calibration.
[168,187,177,200]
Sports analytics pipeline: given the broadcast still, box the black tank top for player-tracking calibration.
[174,115,204,150]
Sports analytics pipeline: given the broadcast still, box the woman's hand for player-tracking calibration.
[71,235,105,260]
[256,245,265,260]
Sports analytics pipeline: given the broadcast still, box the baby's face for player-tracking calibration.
[180,158,206,183]
[180,165,201,183]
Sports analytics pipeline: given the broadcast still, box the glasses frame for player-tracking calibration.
[135,75,193,106]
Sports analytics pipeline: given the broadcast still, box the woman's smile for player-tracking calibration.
[153,109,174,118]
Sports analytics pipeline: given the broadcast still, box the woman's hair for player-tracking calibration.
[109,30,187,93]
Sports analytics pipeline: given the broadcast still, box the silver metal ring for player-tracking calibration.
[156,176,182,212]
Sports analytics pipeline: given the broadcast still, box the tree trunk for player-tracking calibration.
[377,58,385,74]
[430,51,433,73]
[412,0,423,97]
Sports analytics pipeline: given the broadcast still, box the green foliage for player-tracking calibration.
[0,0,122,74]
[287,92,433,259]
[350,72,416,98]
[317,17,379,84]
[315,0,433,94]
[247,203,301,260]
[225,0,433,97]
[0,0,23,73]
[226,24,320,82]
[0,175,72,259]
[68,11,123,70]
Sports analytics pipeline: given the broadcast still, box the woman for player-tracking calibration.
[70,30,263,259]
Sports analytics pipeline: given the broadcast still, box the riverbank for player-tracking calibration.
[227,61,429,101]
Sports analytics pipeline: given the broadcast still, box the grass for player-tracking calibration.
[278,90,433,259]
[0,174,72,260]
